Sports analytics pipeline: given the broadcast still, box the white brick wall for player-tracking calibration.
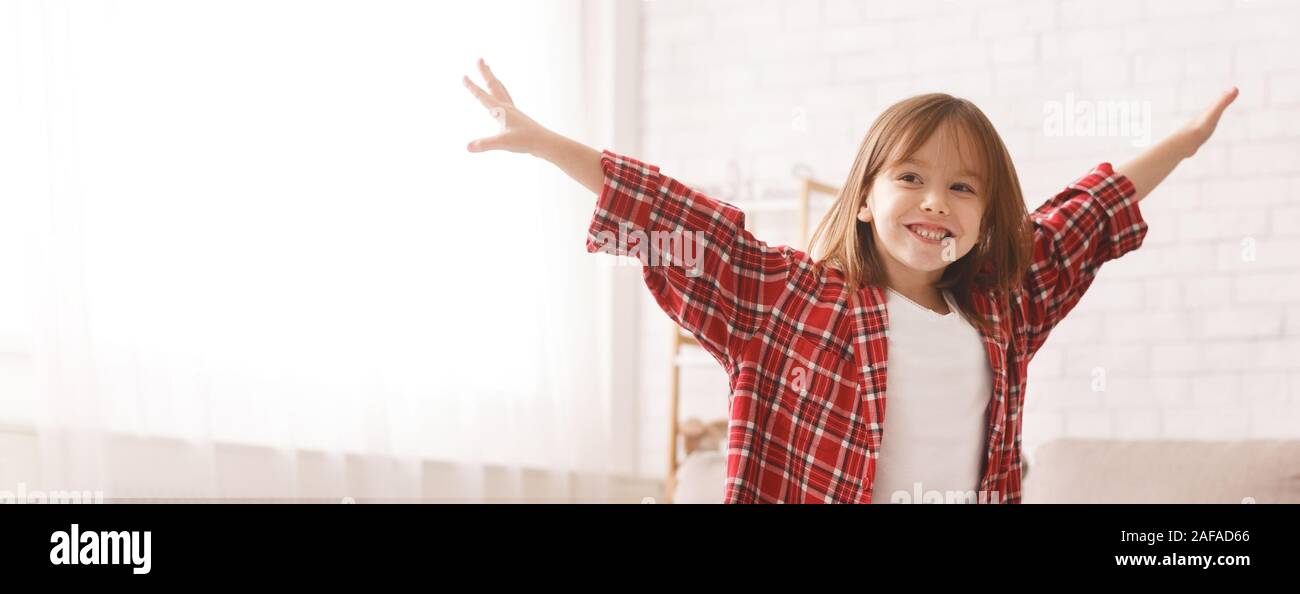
[636,0,1300,478]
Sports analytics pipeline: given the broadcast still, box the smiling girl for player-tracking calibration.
[463,58,1237,504]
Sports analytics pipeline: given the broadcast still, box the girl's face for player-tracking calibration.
[859,126,988,287]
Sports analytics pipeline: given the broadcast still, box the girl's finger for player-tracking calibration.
[477,58,515,105]
[1207,86,1239,121]
[462,75,498,111]
[466,133,506,153]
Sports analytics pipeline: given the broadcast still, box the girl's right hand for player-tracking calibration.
[462,58,551,155]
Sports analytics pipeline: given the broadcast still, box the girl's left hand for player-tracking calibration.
[1176,87,1238,158]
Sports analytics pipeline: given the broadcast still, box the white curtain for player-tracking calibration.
[0,0,619,501]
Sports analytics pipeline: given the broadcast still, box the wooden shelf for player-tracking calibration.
[664,175,841,502]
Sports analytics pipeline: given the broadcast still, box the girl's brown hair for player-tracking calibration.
[808,93,1032,328]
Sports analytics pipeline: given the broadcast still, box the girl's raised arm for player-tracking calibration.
[1019,88,1238,353]
[462,59,799,375]
[1116,87,1238,202]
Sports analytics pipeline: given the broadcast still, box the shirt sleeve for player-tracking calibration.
[1021,162,1148,354]
[585,149,797,374]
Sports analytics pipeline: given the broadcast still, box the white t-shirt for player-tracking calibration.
[870,288,994,504]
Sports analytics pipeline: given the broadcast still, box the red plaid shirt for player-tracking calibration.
[586,149,1147,503]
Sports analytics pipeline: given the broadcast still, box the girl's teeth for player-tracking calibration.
[911,225,948,241]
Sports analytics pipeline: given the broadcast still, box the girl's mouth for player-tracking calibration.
[906,223,953,244]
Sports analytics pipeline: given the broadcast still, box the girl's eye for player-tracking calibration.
[898,173,921,184]
[951,183,976,194]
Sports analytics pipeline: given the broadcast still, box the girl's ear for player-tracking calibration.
[856,186,873,223]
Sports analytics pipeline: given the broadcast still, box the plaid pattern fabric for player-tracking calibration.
[586,150,1147,503]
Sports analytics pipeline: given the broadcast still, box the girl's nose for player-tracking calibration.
[920,191,950,215]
